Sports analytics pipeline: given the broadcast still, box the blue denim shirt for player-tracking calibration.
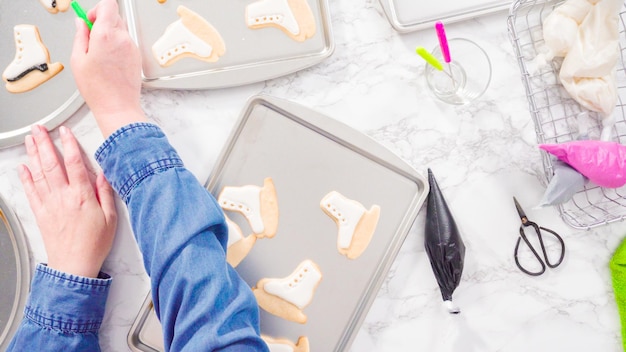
[8,123,268,351]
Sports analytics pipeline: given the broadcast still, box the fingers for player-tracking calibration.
[89,0,121,29]
[17,164,42,213]
[30,125,68,189]
[96,172,118,228]
[59,126,92,191]
[24,134,49,195]
[72,18,90,57]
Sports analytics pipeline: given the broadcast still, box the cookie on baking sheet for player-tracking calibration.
[39,0,71,13]
[225,215,256,268]
[253,259,322,324]
[320,191,380,260]
[245,0,316,42]
[2,25,64,94]
[152,5,226,67]
[218,177,279,239]
[262,335,310,352]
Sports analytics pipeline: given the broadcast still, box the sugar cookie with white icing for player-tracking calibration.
[262,335,310,352]
[253,260,322,324]
[320,191,380,260]
[225,215,256,268]
[246,0,316,42]
[218,177,279,239]
[2,25,64,94]
[152,6,226,67]
[39,0,71,14]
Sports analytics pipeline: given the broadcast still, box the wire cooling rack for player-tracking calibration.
[507,0,626,229]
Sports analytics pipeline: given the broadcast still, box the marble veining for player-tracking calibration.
[1,2,626,352]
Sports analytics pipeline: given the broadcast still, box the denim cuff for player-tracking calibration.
[24,264,111,333]
[95,122,184,203]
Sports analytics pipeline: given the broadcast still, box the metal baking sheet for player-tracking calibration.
[120,1,333,89]
[0,194,31,350]
[378,0,512,33]
[0,0,89,148]
[128,95,428,351]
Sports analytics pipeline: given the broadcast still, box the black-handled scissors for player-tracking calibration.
[513,197,565,276]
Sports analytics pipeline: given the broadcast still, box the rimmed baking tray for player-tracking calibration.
[128,95,428,351]
[0,0,92,148]
[120,1,334,89]
[0,194,31,350]
[378,0,512,33]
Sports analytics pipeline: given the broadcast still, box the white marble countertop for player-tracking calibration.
[2,1,626,351]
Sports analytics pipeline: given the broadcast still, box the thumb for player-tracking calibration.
[72,18,90,56]
[96,172,118,227]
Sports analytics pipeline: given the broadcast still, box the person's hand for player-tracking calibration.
[18,125,117,278]
[71,0,147,138]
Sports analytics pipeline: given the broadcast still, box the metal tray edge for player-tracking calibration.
[378,0,511,33]
[121,0,335,90]
[205,94,429,352]
[0,194,31,350]
[127,295,160,352]
[0,91,84,149]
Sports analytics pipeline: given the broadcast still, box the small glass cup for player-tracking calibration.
[424,38,492,105]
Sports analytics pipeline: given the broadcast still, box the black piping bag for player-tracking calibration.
[425,168,465,314]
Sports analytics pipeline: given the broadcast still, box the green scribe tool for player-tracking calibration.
[416,46,443,71]
[71,0,93,30]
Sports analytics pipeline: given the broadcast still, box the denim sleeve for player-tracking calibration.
[7,264,111,352]
[95,123,267,351]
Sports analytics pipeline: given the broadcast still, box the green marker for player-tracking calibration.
[416,46,443,71]
[71,0,93,30]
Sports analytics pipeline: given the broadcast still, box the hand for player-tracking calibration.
[18,125,117,278]
[71,0,147,138]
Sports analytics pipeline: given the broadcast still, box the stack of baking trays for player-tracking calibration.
[128,96,429,351]
[0,0,334,148]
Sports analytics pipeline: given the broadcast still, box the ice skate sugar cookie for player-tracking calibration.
[152,6,226,67]
[253,260,322,324]
[225,215,256,268]
[262,335,310,352]
[39,0,71,13]
[320,191,380,260]
[218,177,279,239]
[246,0,316,42]
[2,25,64,94]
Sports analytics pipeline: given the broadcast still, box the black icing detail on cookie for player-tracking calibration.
[7,63,49,82]
[52,0,57,8]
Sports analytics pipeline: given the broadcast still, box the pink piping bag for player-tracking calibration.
[435,21,451,63]
[539,140,626,188]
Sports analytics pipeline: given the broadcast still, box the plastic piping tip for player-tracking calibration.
[444,300,461,314]
[416,47,443,71]
[71,0,93,30]
[435,21,451,63]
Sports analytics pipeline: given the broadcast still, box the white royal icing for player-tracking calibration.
[264,260,322,309]
[3,25,48,81]
[152,20,213,66]
[219,185,264,234]
[267,343,294,352]
[246,0,300,35]
[225,216,244,248]
[321,191,366,249]
[38,0,56,11]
